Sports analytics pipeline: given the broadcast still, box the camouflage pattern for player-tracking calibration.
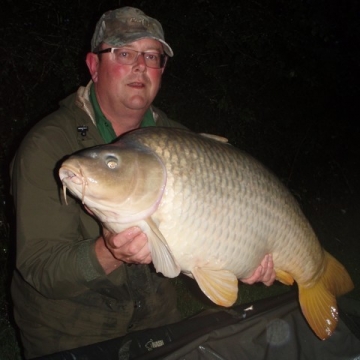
[91,7,173,56]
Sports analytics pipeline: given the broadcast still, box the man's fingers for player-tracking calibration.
[123,236,151,264]
[240,254,276,286]
[241,264,263,285]
[103,227,151,264]
[259,254,276,286]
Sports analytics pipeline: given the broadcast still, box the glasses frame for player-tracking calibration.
[94,47,168,69]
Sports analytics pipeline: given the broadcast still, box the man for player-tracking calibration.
[10,7,275,358]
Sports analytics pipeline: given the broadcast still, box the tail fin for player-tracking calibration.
[298,251,354,340]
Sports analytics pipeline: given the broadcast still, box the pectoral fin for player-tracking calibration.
[145,217,181,278]
[192,267,238,307]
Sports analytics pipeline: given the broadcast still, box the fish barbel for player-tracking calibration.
[59,127,353,340]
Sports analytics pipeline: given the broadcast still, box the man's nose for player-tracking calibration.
[133,53,147,69]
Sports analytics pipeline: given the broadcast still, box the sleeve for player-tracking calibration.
[10,119,123,299]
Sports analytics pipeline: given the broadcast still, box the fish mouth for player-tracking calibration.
[59,166,87,205]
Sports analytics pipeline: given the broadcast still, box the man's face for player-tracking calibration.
[89,38,166,114]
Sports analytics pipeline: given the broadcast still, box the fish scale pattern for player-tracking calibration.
[135,128,324,285]
[60,127,354,338]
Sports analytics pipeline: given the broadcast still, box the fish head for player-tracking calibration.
[59,143,166,225]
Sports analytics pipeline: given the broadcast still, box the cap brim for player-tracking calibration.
[105,33,174,57]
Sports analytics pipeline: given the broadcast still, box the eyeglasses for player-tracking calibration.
[94,48,167,69]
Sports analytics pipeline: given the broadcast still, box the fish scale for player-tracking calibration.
[59,127,354,340]
[131,128,321,282]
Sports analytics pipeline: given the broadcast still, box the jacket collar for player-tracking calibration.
[75,81,96,125]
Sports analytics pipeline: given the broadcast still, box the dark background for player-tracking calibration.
[0,0,359,349]
[1,0,359,186]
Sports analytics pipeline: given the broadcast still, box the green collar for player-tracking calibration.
[89,84,156,143]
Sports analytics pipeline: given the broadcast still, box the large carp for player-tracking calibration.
[59,127,353,340]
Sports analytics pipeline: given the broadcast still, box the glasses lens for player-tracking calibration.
[143,53,166,68]
[113,49,136,65]
[112,49,166,69]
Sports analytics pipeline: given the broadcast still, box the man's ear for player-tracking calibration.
[86,52,100,82]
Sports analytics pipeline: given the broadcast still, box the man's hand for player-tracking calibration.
[103,227,152,264]
[95,227,151,274]
[240,254,276,286]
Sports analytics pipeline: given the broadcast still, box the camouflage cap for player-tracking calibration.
[91,7,173,57]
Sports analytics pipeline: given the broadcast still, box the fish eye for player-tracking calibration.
[106,156,118,169]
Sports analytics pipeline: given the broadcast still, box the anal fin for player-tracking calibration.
[276,269,294,285]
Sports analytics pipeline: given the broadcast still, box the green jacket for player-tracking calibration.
[10,82,185,358]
